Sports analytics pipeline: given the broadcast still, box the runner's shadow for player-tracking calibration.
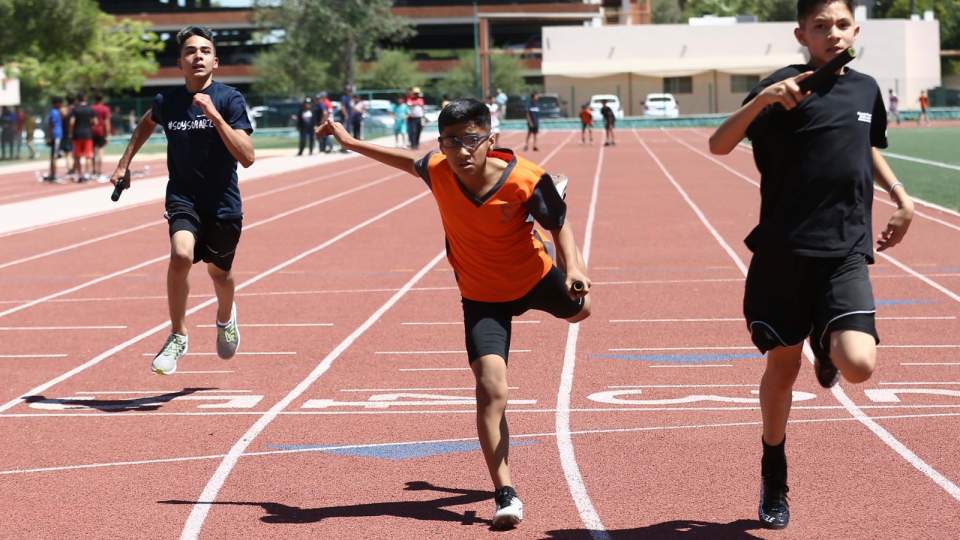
[161,481,491,526]
[543,519,765,539]
[23,387,215,412]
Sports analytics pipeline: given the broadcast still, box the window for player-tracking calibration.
[663,77,692,94]
[730,75,760,93]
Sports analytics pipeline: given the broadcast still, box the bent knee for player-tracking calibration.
[170,249,193,269]
[839,351,876,383]
[567,296,592,323]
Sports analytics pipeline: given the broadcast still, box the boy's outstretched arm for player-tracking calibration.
[549,220,591,298]
[709,71,813,155]
[872,149,914,251]
[110,110,157,189]
[316,118,418,177]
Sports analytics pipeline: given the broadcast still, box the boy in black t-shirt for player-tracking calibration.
[600,100,616,146]
[110,26,255,375]
[709,0,914,529]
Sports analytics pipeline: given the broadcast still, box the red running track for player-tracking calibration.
[0,129,958,538]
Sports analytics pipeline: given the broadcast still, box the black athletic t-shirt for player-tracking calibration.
[151,81,252,220]
[744,65,887,262]
[72,105,95,140]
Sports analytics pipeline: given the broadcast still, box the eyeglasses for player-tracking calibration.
[437,133,490,151]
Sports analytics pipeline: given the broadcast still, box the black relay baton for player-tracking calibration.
[798,47,856,93]
[111,170,130,201]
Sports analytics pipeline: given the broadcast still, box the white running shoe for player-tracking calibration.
[492,486,523,529]
[216,303,240,359]
[152,333,188,375]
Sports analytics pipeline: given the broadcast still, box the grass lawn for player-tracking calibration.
[883,127,960,211]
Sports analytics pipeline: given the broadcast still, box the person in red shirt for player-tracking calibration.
[317,98,592,529]
[918,90,929,126]
[579,103,593,144]
[90,94,112,180]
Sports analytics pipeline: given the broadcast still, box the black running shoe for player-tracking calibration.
[811,339,840,388]
[758,478,790,529]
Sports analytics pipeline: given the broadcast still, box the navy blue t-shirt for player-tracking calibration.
[151,81,252,220]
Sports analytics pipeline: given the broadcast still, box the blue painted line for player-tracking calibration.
[876,299,936,306]
[268,439,537,461]
[592,353,761,364]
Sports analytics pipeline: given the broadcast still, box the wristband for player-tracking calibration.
[887,182,903,195]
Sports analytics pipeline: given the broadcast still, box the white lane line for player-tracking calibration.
[650,364,735,368]
[398,367,469,372]
[648,129,960,503]
[611,318,741,323]
[556,131,609,539]
[0,354,68,358]
[179,250,447,540]
[0,220,163,271]
[902,363,960,366]
[610,346,754,352]
[75,389,250,394]
[195,323,333,328]
[879,382,960,385]
[878,252,960,304]
[400,320,540,325]
[882,152,960,171]
[374,349,531,355]
[596,278,744,285]
[609,384,758,388]
[339,387,518,392]
[175,371,235,374]
[0,189,433,414]
[0,173,402,321]
[0,325,127,330]
[139,352,296,357]
[8,411,960,477]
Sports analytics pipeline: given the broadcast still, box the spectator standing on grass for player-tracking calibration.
[23,106,36,160]
[44,97,64,181]
[486,94,500,133]
[0,106,14,160]
[15,106,25,159]
[91,94,112,180]
[69,94,97,182]
[392,95,408,147]
[887,89,900,126]
[918,89,929,126]
[296,98,315,156]
[350,95,365,140]
[406,86,425,150]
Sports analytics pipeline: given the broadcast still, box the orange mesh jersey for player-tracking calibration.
[579,109,593,125]
[414,148,567,302]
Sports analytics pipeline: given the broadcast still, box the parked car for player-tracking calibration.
[643,93,680,118]
[363,99,395,130]
[589,94,624,122]
[423,104,441,124]
[536,94,564,119]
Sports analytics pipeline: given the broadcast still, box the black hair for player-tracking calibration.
[94,93,103,102]
[797,0,855,23]
[437,98,491,133]
[177,25,215,53]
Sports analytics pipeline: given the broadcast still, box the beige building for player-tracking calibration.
[543,18,942,116]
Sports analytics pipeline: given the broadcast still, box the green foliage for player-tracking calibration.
[252,41,332,97]
[0,0,100,63]
[357,50,425,91]
[652,0,684,23]
[254,0,414,89]
[754,0,795,21]
[434,52,528,100]
[14,14,162,100]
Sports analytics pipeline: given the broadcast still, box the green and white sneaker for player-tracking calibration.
[216,303,240,359]
[152,333,188,375]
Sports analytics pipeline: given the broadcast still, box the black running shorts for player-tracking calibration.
[166,206,242,272]
[462,266,584,364]
[743,250,879,354]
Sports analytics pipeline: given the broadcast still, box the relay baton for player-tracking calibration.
[798,48,856,93]
[571,280,585,293]
[111,169,130,202]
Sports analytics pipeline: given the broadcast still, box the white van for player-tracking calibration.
[589,94,624,122]
[643,93,679,117]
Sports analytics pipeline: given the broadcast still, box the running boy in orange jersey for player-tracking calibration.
[317,98,592,529]
[709,0,914,529]
[579,103,593,144]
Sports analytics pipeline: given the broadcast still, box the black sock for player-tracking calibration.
[761,436,787,482]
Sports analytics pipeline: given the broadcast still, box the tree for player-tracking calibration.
[755,0,795,21]
[357,50,425,91]
[0,0,100,64]
[652,0,684,24]
[252,40,333,98]
[876,0,960,74]
[435,52,528,100]
[14,14,162,100]
[254,0,414,91]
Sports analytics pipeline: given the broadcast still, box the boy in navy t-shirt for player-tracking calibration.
[110,25,254,375]
[709,0,914,529]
